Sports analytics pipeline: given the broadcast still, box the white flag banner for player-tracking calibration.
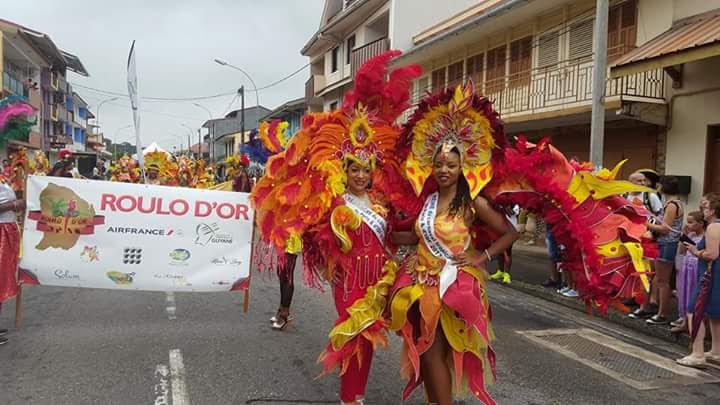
[127,40,145,181]
[20,176,253,292]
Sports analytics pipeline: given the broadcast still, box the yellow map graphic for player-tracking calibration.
[32,183,99,251]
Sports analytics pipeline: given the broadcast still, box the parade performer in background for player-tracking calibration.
[29,151,49,176]
[144,151,172,185]
[109,155,141,183]
[0,97,33,346]
[251,51,420,404]
[225,154,251,193]
[242,120,299,330]
[387,81,657,405]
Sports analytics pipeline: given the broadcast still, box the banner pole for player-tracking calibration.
[244,212,257,313]
[14,283,22,329]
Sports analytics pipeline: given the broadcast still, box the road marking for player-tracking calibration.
[169,349,191,405]
[166,292,176,320]
[153,364,170,405]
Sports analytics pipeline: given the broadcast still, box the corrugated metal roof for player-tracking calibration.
[612,9,720,68]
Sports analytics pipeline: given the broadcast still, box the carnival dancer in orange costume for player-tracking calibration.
[389,81,657,404]
[251,51,420,404]
[389,82,518,405]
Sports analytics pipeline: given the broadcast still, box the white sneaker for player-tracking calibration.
[558,287,570,294]
[562,289,579,298]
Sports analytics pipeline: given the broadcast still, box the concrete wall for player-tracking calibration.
[389,0,479,52]
[672,0,720,22]
[636,0,673,45]
[665,56,720,208]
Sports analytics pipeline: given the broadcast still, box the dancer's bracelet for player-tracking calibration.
[484,249,493,262]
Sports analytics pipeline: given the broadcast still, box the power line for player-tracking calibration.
[255,63,310,91]
[71,62,310,104]
[71,83,237,102]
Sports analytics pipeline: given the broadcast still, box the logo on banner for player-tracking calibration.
[80,245,100,262]
[54,269,80,280]
[27,183,105,251]
[122,248,143,265]
[211,257,243,266]
[169,249,191,266]
[106,226,178,237]
[106,271,135,285]
[194,222,232,246]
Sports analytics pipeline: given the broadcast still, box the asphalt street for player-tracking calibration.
[2,259,720,405]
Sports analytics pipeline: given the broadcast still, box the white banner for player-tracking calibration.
[20,176,253,292]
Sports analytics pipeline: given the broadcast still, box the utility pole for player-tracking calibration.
[239,86,245,148]
[590,0,609,168]
[197,128,202,159]
[187,133,191,156]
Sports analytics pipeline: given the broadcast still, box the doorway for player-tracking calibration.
[705,125,720,194]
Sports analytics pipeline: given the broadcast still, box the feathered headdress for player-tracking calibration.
[224,154,249,179]
[0,98,35,148]
[29,150,49,175]
[110,155,141,183]
[240,118,291,167]
[403,80,506,199]
[251,50,421,254]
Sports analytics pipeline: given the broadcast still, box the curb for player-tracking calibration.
[496,278,691,348]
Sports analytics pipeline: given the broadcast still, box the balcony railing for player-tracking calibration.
[408,58,665,121]
[351,37,390,78]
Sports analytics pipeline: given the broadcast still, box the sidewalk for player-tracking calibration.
[493,243,692,348]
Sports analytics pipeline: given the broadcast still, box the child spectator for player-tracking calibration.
[671,211,706,333]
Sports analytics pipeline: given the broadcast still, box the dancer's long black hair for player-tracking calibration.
[443,147,472,217]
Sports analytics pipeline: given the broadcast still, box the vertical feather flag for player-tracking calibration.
[127,40,145,182]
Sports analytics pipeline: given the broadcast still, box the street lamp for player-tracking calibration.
[112,124,133,158]
[192,103,213,160]
[213,59,260,107]
[94,97,120,126]
[214,59,260,145]
[180,124,197,158]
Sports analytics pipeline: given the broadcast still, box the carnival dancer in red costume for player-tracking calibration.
[251,51,420,404]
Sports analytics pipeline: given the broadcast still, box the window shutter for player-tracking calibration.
[447,61,464,88]
[569,19,594,59]
[431,67,446,91]
[537,31,560,67]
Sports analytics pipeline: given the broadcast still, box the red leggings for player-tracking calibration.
[333,281,375,403]
[339,337,373,402]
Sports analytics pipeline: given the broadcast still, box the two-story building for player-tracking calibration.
[203,106,271,162]
[260,97,306,135]
[611,0,720,207]
[303,0,392,112]
[0,18,89,162]
[391,0,668,184]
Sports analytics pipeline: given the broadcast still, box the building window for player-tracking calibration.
[331,47,340,73]
[447,61,464,89]
[466,53,484,84]
[346,35,355,65]
[329,101,339,110]
[569,18,594,60]
[414,77,430,103]
[537,31,560,68]
[509,36,532,87]
[431,67,446,92]
[608,0,637,61]
[486,45,507,93]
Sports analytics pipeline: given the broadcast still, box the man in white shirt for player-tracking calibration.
[627,172,663,217]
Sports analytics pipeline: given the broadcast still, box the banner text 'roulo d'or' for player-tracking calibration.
[20,176,253,292]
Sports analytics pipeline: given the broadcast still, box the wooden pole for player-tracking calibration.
[14,283,22,329]
[243,211,257,314]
